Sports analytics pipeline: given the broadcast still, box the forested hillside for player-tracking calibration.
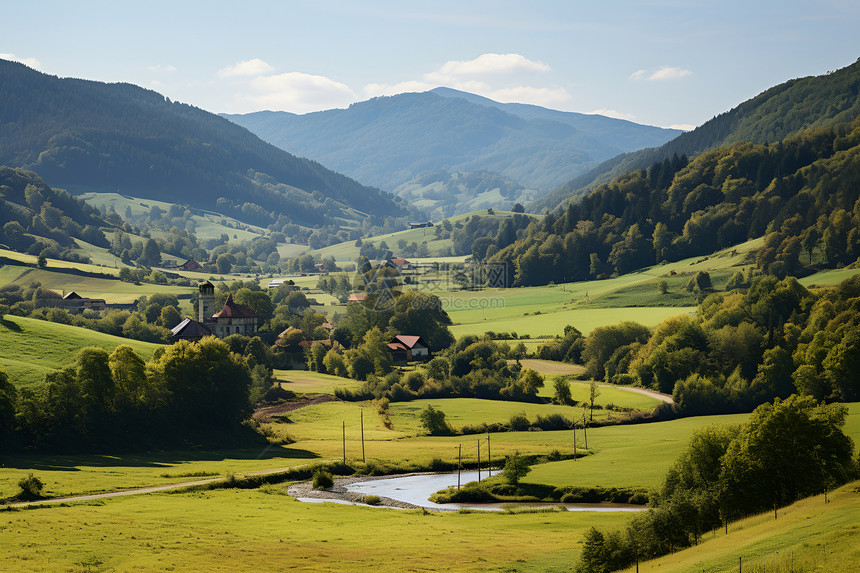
[535,57,860,213]
[492,118,860,286]
[223,90,679,212]
[0,59,410,230]
[0,167,109,261]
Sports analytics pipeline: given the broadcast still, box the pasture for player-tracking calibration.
[0,262,193,303]
[0,487,631,572]
[0,315,162,388]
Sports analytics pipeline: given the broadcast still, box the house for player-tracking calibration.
[409,221,434,229]
[177,259,201,271]
[347,293,368,303]
[388,334,431,362]
[268,278,296,290]
[170,318,213,341]
[45,291,108,312]
[387,258,413,271]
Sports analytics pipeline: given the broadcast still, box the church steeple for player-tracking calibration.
[198,281,215,322]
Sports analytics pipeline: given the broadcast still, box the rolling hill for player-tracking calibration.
[0,59,410,230]
[222,89,679,217]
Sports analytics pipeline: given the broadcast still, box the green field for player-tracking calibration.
[309,210,524,263]
[79,192,270,244]
[0,487,631,572]
[1,396,856,572]
[0,315,162,388]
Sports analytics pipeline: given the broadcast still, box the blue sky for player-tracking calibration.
[3,1,859,130]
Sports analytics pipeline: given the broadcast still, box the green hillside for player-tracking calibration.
[536,57,860,213]
[0,59,410,230]
[494,117,860,287]
[0,315,162,388]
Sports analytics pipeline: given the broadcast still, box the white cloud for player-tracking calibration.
[244,72,356,113]
[630,66,692,81]
[363,53,566,108]
[668,123,696,131]
[649,66,692,80]
[433,53,550,78]
[589,108,636,121]
[0,53,42,70]
[217,58,274,78]
[148,64,177,73]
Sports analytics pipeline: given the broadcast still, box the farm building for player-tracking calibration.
[39,291,108,312]
[170,318,213,341]
[387,334,430,362]
[176,259,201,271]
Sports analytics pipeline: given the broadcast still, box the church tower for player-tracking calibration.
[198,281,215,323]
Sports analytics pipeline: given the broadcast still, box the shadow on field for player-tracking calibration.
[0,445,320,472]
[0,318,22,332]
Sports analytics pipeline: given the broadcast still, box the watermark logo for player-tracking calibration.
[351,260,509,313]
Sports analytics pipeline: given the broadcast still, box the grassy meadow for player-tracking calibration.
[0,315,162,388]
[0,259,194,303]
[0,487,632,572]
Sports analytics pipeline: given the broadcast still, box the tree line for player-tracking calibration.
[576,394,857,572]
[0,338,267,452]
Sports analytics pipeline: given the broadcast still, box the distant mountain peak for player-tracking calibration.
[223,88,679,217]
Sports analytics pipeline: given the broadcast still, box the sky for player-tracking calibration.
[3,0,859,130]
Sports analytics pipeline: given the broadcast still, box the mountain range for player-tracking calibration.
[222,89,680,217]
[0,59,409,230]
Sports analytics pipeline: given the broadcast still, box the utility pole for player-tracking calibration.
[360,410,365,462]
[486,433,491,477]
[477,439,482,482]
[342,421,346,464]
[458,444,462,490]
[583,413,588,449]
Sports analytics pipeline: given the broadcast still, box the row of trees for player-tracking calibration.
[577,395,857,572]
[2,338,266,451]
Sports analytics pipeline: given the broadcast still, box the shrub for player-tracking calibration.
[419,405,452,435]
[363,495,381,505]
[501,451,531,485]
[18,473,45,500]
[509,412,530,431]
[312,469,334,490]
[532,413,572,431]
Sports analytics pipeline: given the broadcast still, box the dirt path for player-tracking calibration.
[4,464,306,509]
[518,359,586,376]
[252,393,335,420]
[604,384,674,403]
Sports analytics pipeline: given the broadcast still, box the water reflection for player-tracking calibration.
[342,471,646,512]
